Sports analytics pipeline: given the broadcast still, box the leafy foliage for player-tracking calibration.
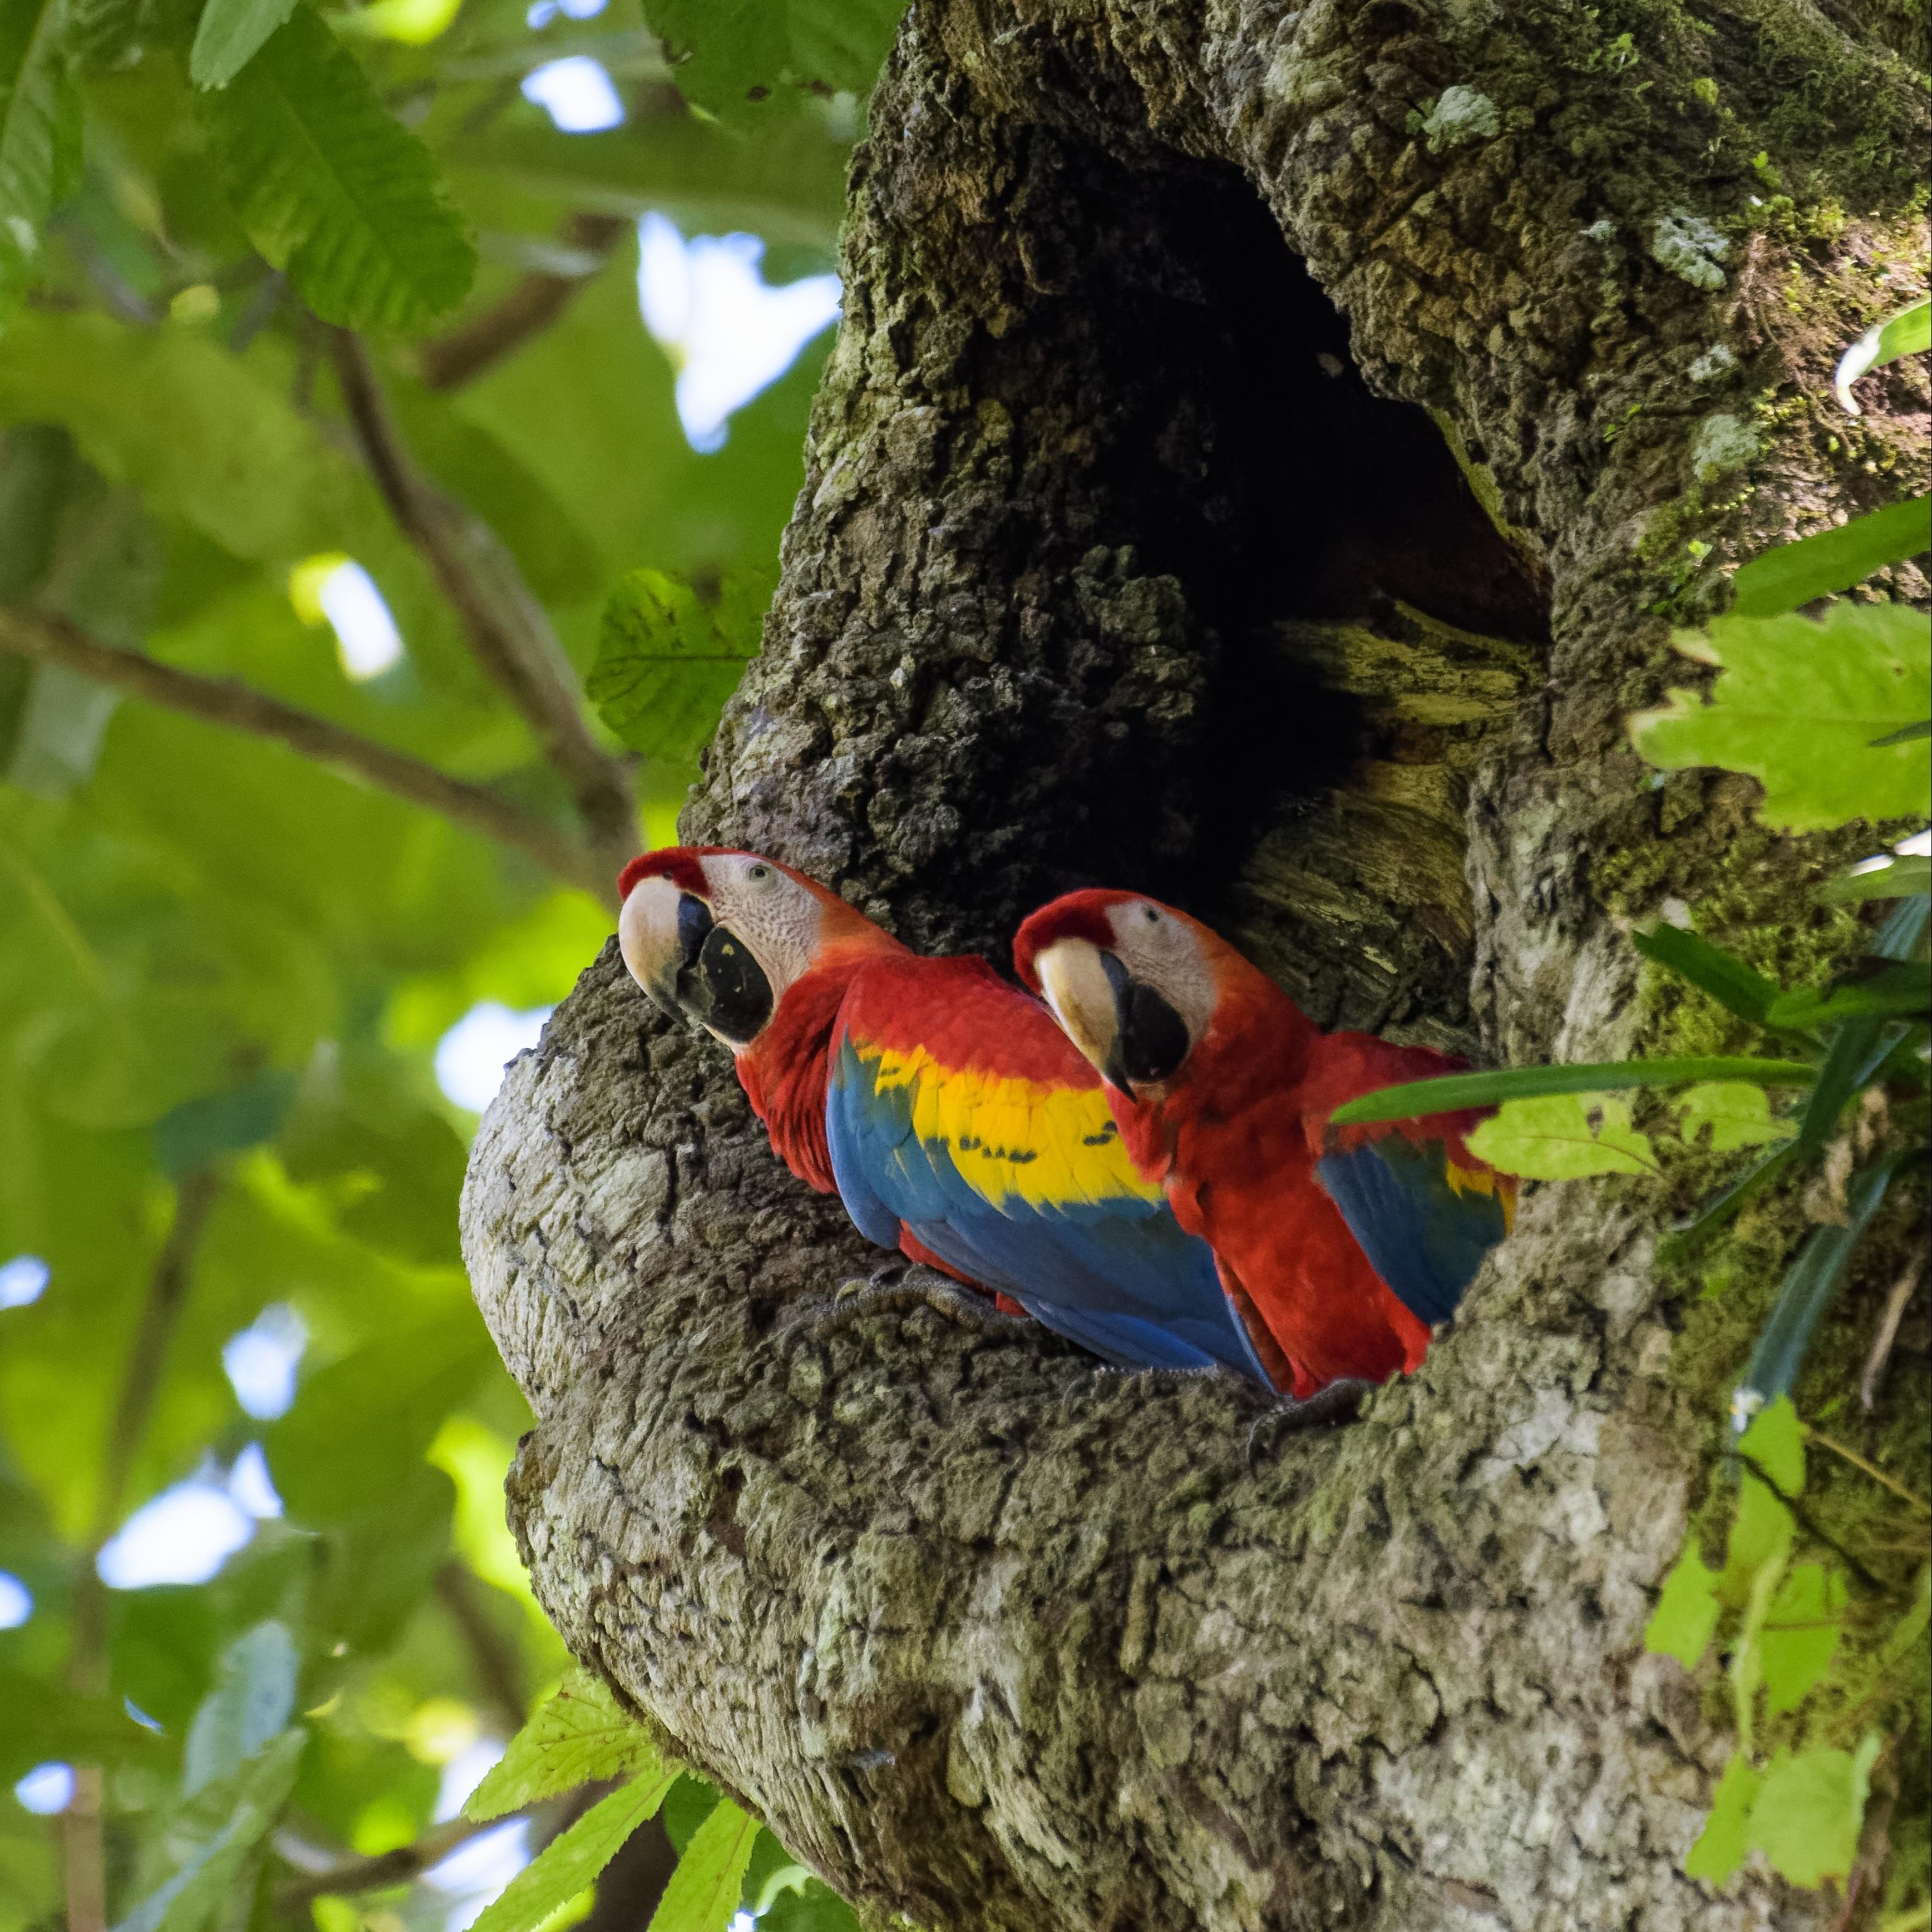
[587,569,756,764]
[466,1668,666,1818]
[643,0,910,122]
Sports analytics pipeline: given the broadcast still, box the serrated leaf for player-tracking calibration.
[1732,495,1932,615]
[1462,1093,1659,1179]
[112,1727,306,1932]
[644,0,909,120]
[1738,1395,1805,1496]
[1683,1750,1760,1885]
[1761,1563,1846,1716]
[472,1773,676,1932]
[1746,1737,1878,1886]
[1646,1546,1723,1669]
[183,1621,297,1797]
[188,0,297,87]
[585,569,752,765]
[1630,603,1931,832]
[1671,1082,1796,1154]
[466,1669,666,1820]
[197,1,474,333]
[0,0,83,305]
[646,1797,758,1932]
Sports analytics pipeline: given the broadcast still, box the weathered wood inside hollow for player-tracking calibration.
[461,0,1928,1927]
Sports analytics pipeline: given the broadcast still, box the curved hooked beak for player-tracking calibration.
[1031,939,1191,1093]
[618,877,774,1045]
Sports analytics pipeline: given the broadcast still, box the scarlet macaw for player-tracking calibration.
[616,849,1279,1385]
[1013,889,1513,1397]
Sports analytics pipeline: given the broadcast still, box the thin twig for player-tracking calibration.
[1732,1450,1890,1591]
[65,1173,222,1932]
[273,1815,503,1905]
[1861,1246,1926,1411]
[326,329,637,886]
[435,1560,530,1740]
[1807,1427,1932,1515]
[0,607,608,899]
[417,214,629,391]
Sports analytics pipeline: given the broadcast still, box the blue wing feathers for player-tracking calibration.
[1315,1137,1505,1327]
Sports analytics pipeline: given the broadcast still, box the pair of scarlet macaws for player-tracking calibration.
[617,847,1513,1399]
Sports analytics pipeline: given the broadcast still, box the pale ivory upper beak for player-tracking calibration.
[617,875,687,1013]
[1032,937,1121,1080]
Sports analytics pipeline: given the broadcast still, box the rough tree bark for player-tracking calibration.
[459,2,1929,1927]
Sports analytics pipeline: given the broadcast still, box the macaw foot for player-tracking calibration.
[1245,1377,1375,1465]
[791,1267,1018,1343]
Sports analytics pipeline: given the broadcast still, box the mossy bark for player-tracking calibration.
[459,1,1929,1926]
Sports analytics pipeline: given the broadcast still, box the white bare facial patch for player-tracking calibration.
[697,852,826,1006]
[1103,900,1216,1046]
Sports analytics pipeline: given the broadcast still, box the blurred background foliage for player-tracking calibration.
[0,0,894,1922]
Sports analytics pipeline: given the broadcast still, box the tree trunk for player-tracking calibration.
[459,2,1928,1926]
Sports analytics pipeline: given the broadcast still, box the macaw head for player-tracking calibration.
[617,847,897,1050]
[1013,889,1239,1096]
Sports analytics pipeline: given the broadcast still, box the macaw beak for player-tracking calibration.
[1032,939,1191,1093]
[617,876,774,1045]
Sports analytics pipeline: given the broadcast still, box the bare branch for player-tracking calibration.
[273,1816,502,1905]
[417,214,630,392]
[326,329,638,886]
[0,607,609,900]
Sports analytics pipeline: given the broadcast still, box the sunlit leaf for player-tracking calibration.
[1760,1563,1846,1716]
[466,1668,667,1820]
[198,2,475,333]
[1644,1546,1722,1669]
[1329,1056,1818,1125]
[0,0,82,307]
[645,1796,758,1932]
[1717,1473,1795,1609]
[472,1773,677,1932]
[1737,1395,1804,1496]
[1671,1082,1795,1154]
[1630,603,1931,832]
[188,0,299,89]
[644,0,909,120]
[1682,1750,1759,1884]
[586,569,753,766]
[1745,1737,1880,1885]
[1462,1093,1659,1179]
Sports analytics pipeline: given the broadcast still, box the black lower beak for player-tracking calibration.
[680,915,773,1046]
[1100,951,1190,1089]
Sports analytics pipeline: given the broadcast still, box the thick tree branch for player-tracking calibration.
[416,214,630,392]
[0,607,608,899]
[326,329,637,886]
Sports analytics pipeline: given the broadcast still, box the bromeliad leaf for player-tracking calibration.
[1671,1082,1795,1154]
[1630,924,1782,1027]
[1837,296,1932,414]
[646,1797,759,1932]
[188,0,299,89]
[586,569,753,766]
[1644,1546,1722,1670]
[197,2,475,333]
[1329,1055,1818,1125]
[1462,1094,1660,1179]
[466,1669,668,1819]
[0,0,84,307]
[472,1773,679,1932]
[1730,494,1931,615]
[1819,854,1932,903]
[1629,602,1931,832]
[1764,960,1930,1030]
[645,0,910,122]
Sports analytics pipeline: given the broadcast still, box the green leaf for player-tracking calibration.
[1329,1056,1819,1125]
[1646,1546,1723,1669]
[472,1774,678,1932]
[1746,1737,1880,1886]
[645,1797,759,1932]
[112,1727,306,1932]
[661,1775,721,1853]
[1738,1395,1805,1495]
[1671,1081,1797,1154]
[1820,855,1932,904]
[1736,1156,1901,1413]
[759,1880,864,1932]
[1682,1750,1760,1884]
[586,569,753,765]
[1630,603,1931,832]
[1765,960,1930,1030]
[0,0,83,305]
[1732,495,1932,615]
[1838,298,1932,413]
[152,1069,296,1179]
[197,2,474,334]
[1463,1093,1659,1178]
[1719,1473,1795,1608]
[182,1621,297,1797]
[466,1669,668,1820]
[643,0,909,120]
[1761,1563,1846,1716]
[188,0,297,88]
[1631,924,1783,1027]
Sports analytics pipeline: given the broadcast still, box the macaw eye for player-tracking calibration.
[1142,905,1159,924]
[747,864,771,884]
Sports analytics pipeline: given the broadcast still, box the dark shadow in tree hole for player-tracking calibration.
[993,136,1551,1053]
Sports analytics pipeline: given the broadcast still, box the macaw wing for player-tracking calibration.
[1315,1128,1513,1327]
[827,1026,1274,1385]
